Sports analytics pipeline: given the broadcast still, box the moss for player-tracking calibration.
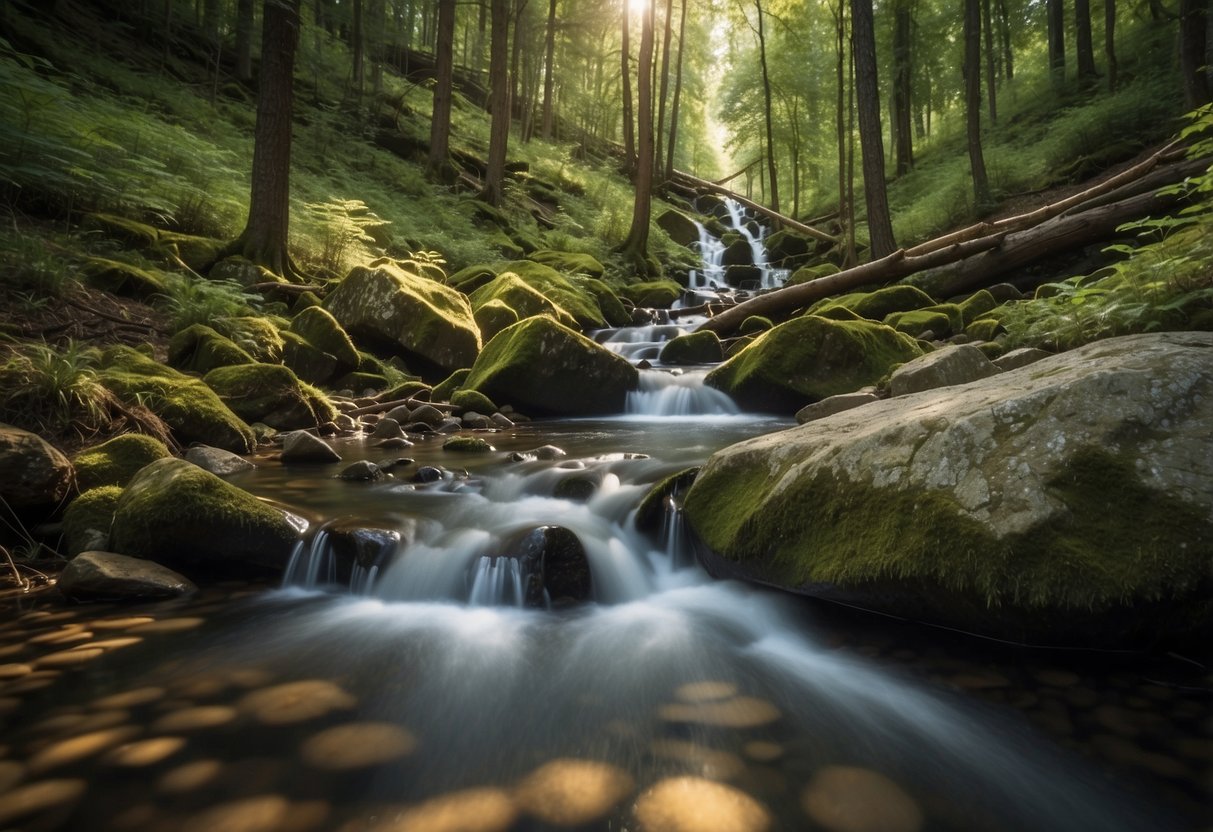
[883,309,953,338]
[725,336,755,358]
[620,280,682,309]
[62,485,123,557]
[156,233,224,272]
[81,257,166,298]
[432,369,472,402]
[203,363,325,430]
[212,316,285,364]
[811,285,935,321]
[813,305,863,322]
[451,388,496,413]
[635,468,699,534]
[292,291,322,312]
[209,256,283,288]
[787,263,840,286]
[336,372,390,392]
[965,317,1006,341]
[448,264,499,293]
[280,330,338,385]
[739,316,773,335]
[492,260,609,329]
[380,380,432,401]
[958,290,999,325]
[83,213,159,249]
[443,436,494,453]
[570,276,631,327]
[73,434,171,491]
[706,317,923,412]
[470,273,578,329]
[98,346,255,453]
[659,331,723,365]
[489,231,525,259]
[976,340,1007,359]
[301,380,338,424]
[290,306,360,374]
[528,250,606,279]
[474,298,520,341]
[168,324,255,374]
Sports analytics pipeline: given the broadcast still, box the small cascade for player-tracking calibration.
[625,369,740,417]
[467,556,525,607]
[597,323,688,362]
[687,197,789,292]
[688,219,725,289]
[659,489,692,570]
[283,530,338,589]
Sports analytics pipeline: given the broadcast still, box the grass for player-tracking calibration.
[0,339,110,435]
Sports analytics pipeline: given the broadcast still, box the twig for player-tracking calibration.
[1,545,30,592]
[347,396,456,417]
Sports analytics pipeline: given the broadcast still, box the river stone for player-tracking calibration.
[994,347,1053,372]
[314,520,405,582]
[686,332,1213,644]
[409,404,446,427]
[281,431,342,464]
[796,392,880,424]
[338,461,383,481]
[110,458,299,576]
[659,331,724,365]
[461,412,493,429]
[0,424,73,509]
[463,317,638,416]
[657,210,700,248]
[507,525,592,607]
[185,445,255,476]
[385,405,413,423]
[323,262,482,376]
[490,413,514,429]
[371,418,404,440]
[888,344,998,397]
[204,363,330,431]
[59,551,196,602]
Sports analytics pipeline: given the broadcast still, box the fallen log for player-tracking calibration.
[668,170,838,245]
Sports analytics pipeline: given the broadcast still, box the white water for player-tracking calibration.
[625,368,741,417]
[688,217,725,289]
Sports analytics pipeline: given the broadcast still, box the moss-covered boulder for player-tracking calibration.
[212,316,285,364]
[281,330,338,386]
[739,316,773,336]
[965,317,1006,342]
[686,331,1213,645]
[470,273,579,330]
[98,347,256,453]
[290,306,360,377]
[156,232,224,273]
[812,305,864,322]
[110,458,299,576]
[491,261,610,329]
[81,258,166,298]
[83,213,159,249]
[73,434,172,492]
[657,210,701,248]
[0,424,73,510]
[324,263,482,377]
[705,317,924,412]
[474,298,521,341]
[168,324,255,374]
[570,276,631,327]
[432,369,472,403]
[451,388,496,414]
[659,331,724,365]
[528,250,606,279]
[620,280,682,309]
[463,318,638,416]
[787,263,840,286]
[448,265,500,294]
[765,230,813,265]
[62,485,123,556]
[883,309,953,339]
[958,290,999,326]
[204,364,334,430]
[809,285,934,321]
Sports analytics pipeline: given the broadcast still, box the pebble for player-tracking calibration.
[92,687,166,709]
[179,795,291,832]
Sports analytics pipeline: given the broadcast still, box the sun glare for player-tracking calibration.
[629,0,650,15]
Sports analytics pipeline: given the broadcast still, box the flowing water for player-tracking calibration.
[688,198,789,291]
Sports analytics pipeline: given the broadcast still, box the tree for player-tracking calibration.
[427,0,456,181]
[982,0,997,121]
[891,0,914,175]
[1047,0,1064,85]
[226,0,302,278]
[754,0,780,212]
[352,0,365,96]
[1180,0,1211,109]
[654,0,675,188]
[482,0,511,206]
[665,0,687,180]
[235,0,255,82]
[1075,0,1097,82]
[965,0,991,207]
[619,0,655,270]
[1105,0,1117,92]
[540,0,558,139]
[851,0,896,258]
[621,1,635,167]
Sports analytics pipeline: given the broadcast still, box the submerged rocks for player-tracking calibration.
[185,445,256,476]
[507,525,592,606]
[686,332,1213,644]
[0,425,73,509]
[58,551,196,602]
[281,431,342,464]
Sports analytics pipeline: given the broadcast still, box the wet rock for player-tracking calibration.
[657,209,700,248]
[371,418,404,440]
[73,434,171,491]
[796,392,880,424]
[461,411,493,429]
[410,404,446,427]
[62,486,122,556]
[993,346,1052,372]
[0,425,73,509]
[58,551,196,602]
[322,520,406,577]
[411,466,444,484]
[338,461,384,481]
[437,417,463,433]
[185,445,255,477]
[443,436,494,453]
[533,445,567,460]
[659,331,724,365]
[490,412,515,429]
[403,421,435,434]
[281,431,342,464]
[385,404,413,423]
[635,468,699,534]
[373,437,413,449]
[553,475,597,502]
[507,525,592,607]
[888,344,998,397]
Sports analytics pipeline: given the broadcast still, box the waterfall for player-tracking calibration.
[625,369,740,417]
[688,198,789,291]
[688,219,725,289]
[467,556,525,607]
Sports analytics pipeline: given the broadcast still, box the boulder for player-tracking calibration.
[204,364,334,431]
[958,290,999,326]
[339,460,384,481]
[59,551,196,602]
[451,389,496,414]
[0,424,73,508]
[795,391,880,424]
[787,263,840,286]
[473,299,520,341]
[635,468,699,534]
[527,250,606,279]
[313,520,404,582]
[98,346,256,453]
[722,238,754,267]
[282,431,342,464]
[470,273,579,330]
[810,285,935,321]
[993,347,1052,372]
[168,324,255,374]
[290,306,360,377]
[706,317,924,413]
[73,434,172,491]
[488,261,611,329]
[185,445,255,476]
[62,486,122,556]
[765,230,812,265]
[506,525,592,606]
[659,331,724,365]
[280,330,339,385]
[443,436,494,453]
[657,210,701,248]
[620,280,682,309]
[569,276,631,327]
[323,263,482,376]
[211,316,285,364]
[110,458,299,576]
[463,318,638,416]
[888,345,998,397]
[81,257,166,299]
[686,331,1213,644]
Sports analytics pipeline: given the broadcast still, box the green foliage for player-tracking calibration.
[0,339,111,434]
[0,230,78,297]
[156,275,259,332]
[298,198,390,279]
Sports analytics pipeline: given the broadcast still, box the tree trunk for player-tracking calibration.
[352,0,365,98]
[1075,0,1097,82]
[1047,0,1065,85]
[236,0,255,82]
[482,0,510,206]
[851,0,896,258]
[654,0,675,188]
[892,0,913,175]
[428,0,456,181]
[997,0,1013,80]
[982,0,997,122]
[369,0,384,93]
[756,0,780,213]
[1105,0,1117,92]
[540,0,557,139]
[203,0,220,44]
[229,0,301,278]
[665,0,687,180]
[619,0,655,270]
[621,2,635,168]
[1180,0,1211,109]
[966,0,991,207]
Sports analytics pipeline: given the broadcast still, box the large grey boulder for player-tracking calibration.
[888,344,998,396]
[0,425,73,509]
[686,332,1213,644]
[185,445,255,476]
[59,551,196,602]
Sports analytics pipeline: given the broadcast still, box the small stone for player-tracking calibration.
[796,392,880,424]
[334,414,358,432]
[461,412,492,429]
[185,445,255,476]
[153,706,237,732]
[411,466,444,484]
[443,436,494,453]
[403,421,435,434]
[105,737,187,767]
[888,344,998,397]
[281,431,341,464]
[372,418,405,440]
[385,405,413,423]
[387,458,415,469]
[338,461,384,481]
[490,413,514,428]
[437,417,463,433]
[533,445,567,460]
[58,552,196,602]
[374,437,413,449]
[409,404,446,427]
[317,422,341,436]
[0,779,86,827]
[239,680,356,725]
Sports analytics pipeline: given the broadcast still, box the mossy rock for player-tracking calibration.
[812,305,864,322]
[977,340,1007,359]
[492,261,610,329]
[765,230,813,264]
[787,263,840,286]
[570,276,631,327]
[83,213,159,249]
[657,210,700,248]
[379,379,432,402]
[443,436,494,453]
[528,250,606,279]
[464,317,639,416]
[965,317,1006,341]
[98,347,256,453]
[884,309,953,339]
[958,290,999,326]
[209,256,284,288]
[620,280,682,309]
[168,324,255,375]
[62,485,123,557]
[336,372,390,393]
[72,434,172,492]
[156,233,224,272]
[448,265,499,294]
[706,316,924,413]
[81,258,166,299]
[324,263,482,378]
[451,388,496,414]
[432,369,472,403]
[739,316,773,336]
[659,331,724,365]
[635,468,699,534]
[810,285,934,321]
[203,363,331,430]
[474,298,520,341]
[470,273,578,330]
[280,330,337,386]
[725,336,756,358]
[212,316,285,364]
[290,306,359,376]
[110,458,298,576]
[489,232,526,259]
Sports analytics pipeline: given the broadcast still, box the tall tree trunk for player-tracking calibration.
[834,0,854,266]
[965,0,991,207]
[982,0,997,121]
[230,0,301,277]
[997,0,1013,80]
[236,0,255,82]
[665,0,687,180]
[428,0,456,181]
[203,0,220,44]
[540,0,558,139]
[510,0,528,129]
[476,0,488,72]
[621,2,635,168]
[654,0,675,188]
[892,0,913,175]
[482,0,511,206]
[851,0,896,258]
[1075,0,1097,81]
[1105,0,1117,91]
[1181,0,1211,109]
[756,0,780,213]
[1047,0,1065,86]
[369,0,384,93]
[352,0,365,98]
[620,0,655,270]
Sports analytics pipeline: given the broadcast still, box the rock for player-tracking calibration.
[323,262,482,376]
[986,283,1024,303]
[635,468,699,534]
[184,445,255,477]
[338,461,384,481]
[470,272,579,330]
[765,229,813,265]
[371,418,405,440]
[490,413,515,429]
[452,389,496,415]
[461,412,492,430]
[168,325,255,374]
[657,210,700,248]
[98,347,256,453]
[0,425,73,509]
[506,526,592,606]
[620,280,682,309]
[281,431,342,464]
[958,289,999,325]
[404,422,435,434]
[58,551,196,602]
[437,417,464,433]
[443,436,494,453]
[464,318,638,416]
[73,434,171,491]
[553,475,598,502]
[659,331,724,365]
[471,261,612,330]
[204,364,334,431]
[335,413,358,432]
[722,238,754,267]
[964,317,1006,341]
[211,316,285,364]
[411,466,444,484]
[384,405,413,423]
[62,486,122,556]
[110,458,299,576]
[409,404,446,428]
[788,262,840,286]
[888,344,998,397]
[885,302,965,338]
[809,285,935,321]
[685,332,1213,644]
[316,520,405,581]
[706,317,924,413]
[280,330,338,386]
[724,264,762,287]
[473,299,520,341]
[796,392,880,424]
[527,250,607,280]
[81,257,166,299]
[739,316,773,335]
[994,347,1053,372]
[289,306,360,378]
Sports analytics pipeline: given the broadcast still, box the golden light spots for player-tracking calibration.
[650,739,746,781]
[633,776,771,832]
[92,687,166,710]
[800,766,923,832]
[0,779,86,826]
[658,696,781,728]
[28,727,140,773]
[130,617,205,635]
[152,706,238,732]
[301,723,417,770]
[675,681,739,703]
[179,795,290,832]
[158,759,223,794]
[90,617,155,631]
[0,664,32,680]
[34,648,104,668]
[77,637,143,652]
[370,788,518,832]
[742,741,783,763]
[239,680,357,725]
[514,758,635,826]
[105,737,187,767]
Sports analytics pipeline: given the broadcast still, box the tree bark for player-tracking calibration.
[982,0,997,122]
[619,0,655,270]
[755,0,780,213]
[851,0,896,258]
[1075,0,1097,82]
[1047,0,1065,85]
[235,0,255,82]
[427,0,456,181]
[481,0,510,206]
[540,0,557,139]
[654,0,675,187]
[997,0,1013,79]
[621,2,635,168]
[966,0,991,207]
[891,0,913,175]
[352,0,365,97]
[665,0,687,180]
[1180,0,1211,109]
[1105,0,1117,92]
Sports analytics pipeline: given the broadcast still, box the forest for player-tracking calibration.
[0,0,1210,830]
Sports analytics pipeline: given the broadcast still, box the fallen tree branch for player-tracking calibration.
[668,170,838,245]
[244,281,327,295]
[347,396,457,417]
